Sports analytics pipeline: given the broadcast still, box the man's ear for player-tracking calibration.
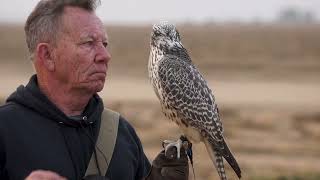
[36,43,55,71]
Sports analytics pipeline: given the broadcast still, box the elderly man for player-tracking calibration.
[0,0,189,180]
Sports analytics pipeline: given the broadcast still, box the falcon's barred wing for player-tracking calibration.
[158,55,224,142]
[150,22,242,179]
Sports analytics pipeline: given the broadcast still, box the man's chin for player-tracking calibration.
[79,81,105,94]
[95,85,104,93]
[92,82,105,93]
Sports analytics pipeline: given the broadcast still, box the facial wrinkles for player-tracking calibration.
[78,34,108,52]
[63,7,106,47]
[77,31,108,77]
[50,35,73,84]
[75,14,107,54]
[57,8,108,91]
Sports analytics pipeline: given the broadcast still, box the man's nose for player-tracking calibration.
[95,43,111,63]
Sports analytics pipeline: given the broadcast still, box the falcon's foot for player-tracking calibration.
[162,135,192,159]
[162,136,196,178]
[162,138,183,159]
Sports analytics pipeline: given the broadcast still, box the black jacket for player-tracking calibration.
[0,75,151,180]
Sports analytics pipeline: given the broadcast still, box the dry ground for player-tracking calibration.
[0,23,320,180]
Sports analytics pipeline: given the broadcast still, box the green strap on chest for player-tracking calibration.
[85,108,120,176]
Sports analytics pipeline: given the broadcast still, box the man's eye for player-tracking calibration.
[85,40,94,45]
[78,40,94,46]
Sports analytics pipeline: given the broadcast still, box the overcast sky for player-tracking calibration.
[0,0,319,24]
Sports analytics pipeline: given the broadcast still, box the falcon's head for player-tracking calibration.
[150,22,181,50]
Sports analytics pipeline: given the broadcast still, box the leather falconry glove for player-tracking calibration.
[145,145,189,180]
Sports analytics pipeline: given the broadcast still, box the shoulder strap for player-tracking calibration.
[85,108,120,176]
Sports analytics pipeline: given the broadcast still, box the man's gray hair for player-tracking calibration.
[24,0,101,60]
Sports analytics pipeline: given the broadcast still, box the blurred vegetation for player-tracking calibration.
[1,23,320,180]
[250,173,320,180]
[277,7,317,24]
[108,24,320,82]
[1,24,320,81]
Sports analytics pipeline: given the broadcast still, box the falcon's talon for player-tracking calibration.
[163,138,183,159]
[162,139,175,149]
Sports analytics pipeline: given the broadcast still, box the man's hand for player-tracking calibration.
[25,170,67,180]
[145,146,189,180]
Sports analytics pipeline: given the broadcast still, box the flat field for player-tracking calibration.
[0,23,320,180]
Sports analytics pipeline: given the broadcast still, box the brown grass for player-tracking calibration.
[1,23,320,179]
[105,100,320,180]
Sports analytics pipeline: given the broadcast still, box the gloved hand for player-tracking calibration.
[145,146,189,180]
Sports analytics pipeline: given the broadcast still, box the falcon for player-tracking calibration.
[148,22,242,180]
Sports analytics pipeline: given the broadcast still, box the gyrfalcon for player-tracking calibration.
[148,22,242,180]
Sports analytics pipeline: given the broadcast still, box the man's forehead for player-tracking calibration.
[79,31,107,40]
[61,6,106,38]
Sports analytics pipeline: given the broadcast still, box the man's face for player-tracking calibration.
[52,7,111,93]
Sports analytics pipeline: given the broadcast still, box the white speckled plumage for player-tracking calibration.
[148,22,241,180]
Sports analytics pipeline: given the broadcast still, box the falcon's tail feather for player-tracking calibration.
[219,139,242,179]
[214,150,228,180]
[204,139,227,180]
[205,138,242,179]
